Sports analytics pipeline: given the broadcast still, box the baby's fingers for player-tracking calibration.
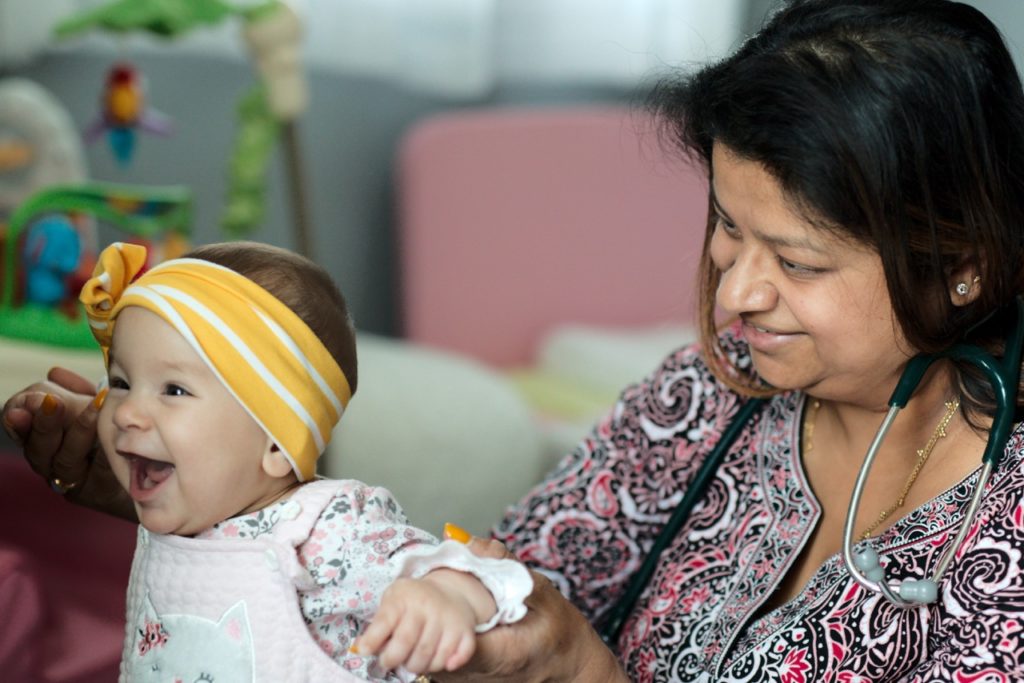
[439,629,476,672]
[394,616,441,674]
[353,598,403,657]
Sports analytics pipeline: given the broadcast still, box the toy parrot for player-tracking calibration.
[85,62,173,166]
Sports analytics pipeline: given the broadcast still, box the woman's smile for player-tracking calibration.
[740,318,802,352]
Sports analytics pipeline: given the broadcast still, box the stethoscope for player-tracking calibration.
[599,297,1024,645]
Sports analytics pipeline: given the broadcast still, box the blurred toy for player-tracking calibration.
[0,78,88,310]
[0,79,86,219]
[54,0,315,255]
[222,85,278,235]
[0,136,31,172]
[22,214,81,306]
[85,62,174,166]
[0,182,192,347]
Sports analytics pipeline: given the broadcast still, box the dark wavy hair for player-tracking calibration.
[650,0,1024,424]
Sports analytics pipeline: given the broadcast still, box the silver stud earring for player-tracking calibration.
[955,276,981,297]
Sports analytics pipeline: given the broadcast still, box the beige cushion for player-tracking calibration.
[0,337,104,403]
[322,333,545,537]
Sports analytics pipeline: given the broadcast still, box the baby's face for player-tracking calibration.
[98,307,286,536]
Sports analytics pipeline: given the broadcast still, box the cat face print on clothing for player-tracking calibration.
[127,593,255,682]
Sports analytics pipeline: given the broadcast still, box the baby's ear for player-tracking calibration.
[261,443,293,479]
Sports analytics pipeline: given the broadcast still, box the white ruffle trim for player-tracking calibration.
[396,540,533,632]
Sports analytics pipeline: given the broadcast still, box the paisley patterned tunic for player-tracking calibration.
[495,331,1024,682]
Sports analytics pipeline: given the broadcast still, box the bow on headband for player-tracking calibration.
[80,242,351,481]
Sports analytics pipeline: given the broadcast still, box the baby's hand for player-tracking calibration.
[354,568,496,675]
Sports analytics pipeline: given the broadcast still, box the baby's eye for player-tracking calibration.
[108,376,129,390]
[164,384,191,397]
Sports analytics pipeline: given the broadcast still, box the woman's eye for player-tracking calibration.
[779,257,820,275]
[164,384,190,397]
[714,214,740,237]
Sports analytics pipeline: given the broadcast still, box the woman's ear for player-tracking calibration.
[261,443,293,479]
[948,261,982,306]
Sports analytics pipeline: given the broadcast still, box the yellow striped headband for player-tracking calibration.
[80,242,351,481]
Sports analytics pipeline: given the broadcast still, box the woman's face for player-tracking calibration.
[708,144,914,406]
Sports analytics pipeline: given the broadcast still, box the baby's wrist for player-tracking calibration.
[397,540,533,631]
[422,568,497,625]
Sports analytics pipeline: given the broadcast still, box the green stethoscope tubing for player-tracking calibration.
[598,396,766,644]
[844,296,1024,605]
[599,296,1024,644]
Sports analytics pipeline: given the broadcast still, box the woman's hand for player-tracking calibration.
[433,532,628,683]
[2,367,136,520]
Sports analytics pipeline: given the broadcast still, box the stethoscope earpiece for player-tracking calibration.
[854,544,938,603]
[852,546,885,583]
[899,579,937,603]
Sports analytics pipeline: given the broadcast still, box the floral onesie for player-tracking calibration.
[197,479,518,680]
[496,329,1024,682]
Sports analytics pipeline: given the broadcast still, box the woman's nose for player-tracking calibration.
[715,248,778,315]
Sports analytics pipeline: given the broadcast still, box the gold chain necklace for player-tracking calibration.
[802,397,960,540]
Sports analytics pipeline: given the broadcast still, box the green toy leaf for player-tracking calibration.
[222,85,279,237]
[54,0,248,39]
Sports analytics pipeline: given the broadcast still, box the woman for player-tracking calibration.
[7,0,1024,680]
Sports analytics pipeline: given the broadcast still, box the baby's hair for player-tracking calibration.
[182,241,358,395]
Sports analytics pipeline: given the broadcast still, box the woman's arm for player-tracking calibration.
[2,367,136,520]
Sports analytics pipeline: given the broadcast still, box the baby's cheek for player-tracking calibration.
[98,425,127,481]
[97,419,116,455]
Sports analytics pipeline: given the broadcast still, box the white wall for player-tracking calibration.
[963,0,1024,73]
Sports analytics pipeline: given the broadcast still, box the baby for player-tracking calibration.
[79,240,531,682]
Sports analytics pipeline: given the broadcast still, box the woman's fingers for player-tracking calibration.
[21,392,67,478]
[466,536,513,560]
[45,366,97,395]
[46,366,98,395]
[443,523,512,560]
[2,393,34,444]
[49,389,105,489]
[3,368,100,485]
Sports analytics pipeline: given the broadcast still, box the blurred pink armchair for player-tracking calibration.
[325,107,713,534]
[397,105,710,368]
[0,453,135,683]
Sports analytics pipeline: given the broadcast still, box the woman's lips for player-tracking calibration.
[741,320,801,352]
[124,454,175,501]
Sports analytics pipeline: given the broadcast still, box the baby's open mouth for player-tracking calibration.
[127,455,175,494]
